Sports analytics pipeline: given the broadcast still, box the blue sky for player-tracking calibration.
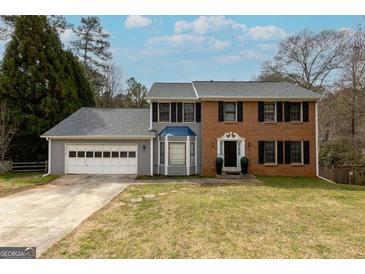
[2,16,364,88]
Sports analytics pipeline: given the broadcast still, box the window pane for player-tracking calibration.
[264,141,276,164]
[69,151,76,157]
[159,103,170,122]
[224,102,236,121]
[290,141,302,163]
[112,151,119,158]
[77,151,85,158]
[183,103,194,122]
[190,142,195,165]
[86,151,93,158]
[129,151,136,158]
[290,103,301,121]
[95,151,102,158]
[103,151,111,158]
[264,103,275,122]
[120,151,128,158]
[169,143,186,165]
[160,142,165,165]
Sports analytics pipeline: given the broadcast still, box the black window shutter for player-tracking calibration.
[237,102,243,122]
[303,141,310,164]
[152,102,158,122]
[258,141,264,164]
[302,102,309,122]
[277,141,283,164]
[195,102,201,123]
[177,103,182,122]
[171,103,176,122]
[284,141,291,164]
[284,102,291,122]
[276,102,283,122]
[258,102,264,122]
[218,101,224,122]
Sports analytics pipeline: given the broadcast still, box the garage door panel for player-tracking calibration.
[66,144,138,174]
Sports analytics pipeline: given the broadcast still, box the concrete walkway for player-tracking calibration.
[0,175,132,257]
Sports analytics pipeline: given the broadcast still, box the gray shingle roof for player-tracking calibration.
[146,82,197,99]
[42,107,154,137]
[193,81,322,99]
[146,81,322,100]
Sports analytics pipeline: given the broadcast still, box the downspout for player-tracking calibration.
[42,137,51,177]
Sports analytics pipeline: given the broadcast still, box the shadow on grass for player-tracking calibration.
[256,176,365,192]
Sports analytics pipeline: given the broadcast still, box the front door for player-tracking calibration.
[224,141,237,167]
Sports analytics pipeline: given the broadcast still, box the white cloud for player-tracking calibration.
[174,16,246,34]
[213,50,265,63]
[211,40,231,51]
[124,15,152,29]
[248,25,287,40]
[257,43,278,51]
[148,34,206,47]
[59,28,74,43]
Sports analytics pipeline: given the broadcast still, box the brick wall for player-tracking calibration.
[201,101,317,177]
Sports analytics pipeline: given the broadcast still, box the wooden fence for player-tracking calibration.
[10,161,48,173]
[320,165,365,185]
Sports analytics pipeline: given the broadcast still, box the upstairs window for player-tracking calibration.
[159,103,170,122]
[183,103,194,122]
[264,102,276,122]
[289,102,301,122]
[224,102,236,122]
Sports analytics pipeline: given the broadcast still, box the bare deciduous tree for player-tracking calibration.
[259,30,348,92]
[0,103,18,166]
[98,65,124,107]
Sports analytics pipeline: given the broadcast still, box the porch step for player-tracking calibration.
[215,173,256,179]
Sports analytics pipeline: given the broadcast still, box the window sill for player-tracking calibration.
[290,163,304,166]
[223,121,238,124]
[289,121,303,124]
[264,163,277,166]
[263,121,277,124]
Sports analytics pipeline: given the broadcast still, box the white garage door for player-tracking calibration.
[66,144,138,174]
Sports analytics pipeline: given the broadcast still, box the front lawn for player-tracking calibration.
[42,177,365,258]
[0,172,59,197]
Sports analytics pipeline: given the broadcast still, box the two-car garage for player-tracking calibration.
[65,144,138,174]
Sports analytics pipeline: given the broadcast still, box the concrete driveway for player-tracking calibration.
[0,175,133,257]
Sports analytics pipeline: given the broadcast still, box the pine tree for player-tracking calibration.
[0,16,94,161]
[71,16,112,103]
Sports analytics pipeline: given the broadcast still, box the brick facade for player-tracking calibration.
[201,101,317,177]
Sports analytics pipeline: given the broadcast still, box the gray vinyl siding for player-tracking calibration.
[152,122,202,175]
[167,166,187,175]
[50,139,151,175]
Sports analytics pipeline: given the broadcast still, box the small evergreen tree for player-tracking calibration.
[0,16,94,161]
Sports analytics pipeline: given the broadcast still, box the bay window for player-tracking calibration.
[190,142,195,165]
[169,143,186,165]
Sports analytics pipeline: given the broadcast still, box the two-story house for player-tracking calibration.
[41,81,322,177]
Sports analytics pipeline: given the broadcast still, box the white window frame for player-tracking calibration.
[159,141,165,165]
[290,141,304,165]
[223,102,237,122]
[183,102,195,123]
[264,102,277,122]
[289,102,302,122]
[158,102,170,123]
[263,141,277,165]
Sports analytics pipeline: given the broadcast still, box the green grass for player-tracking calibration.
[42,176,365,258]
[0,172,59,197]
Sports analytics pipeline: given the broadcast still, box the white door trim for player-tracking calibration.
[217,132,245,172]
